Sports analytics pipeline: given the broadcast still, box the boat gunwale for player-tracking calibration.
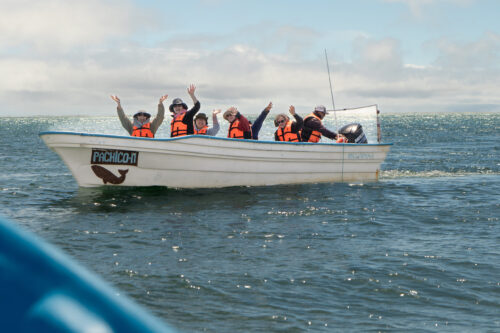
[39,131,393,147]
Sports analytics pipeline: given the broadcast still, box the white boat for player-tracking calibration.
[40,132,391,188]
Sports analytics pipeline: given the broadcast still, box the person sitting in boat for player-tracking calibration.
[223,107,252,139]
[274,105,303,142]
[250,102,273,140]
[111,94,168,138]
[301,105,345,143]
[169,84,200,137]
[193,109,221,136]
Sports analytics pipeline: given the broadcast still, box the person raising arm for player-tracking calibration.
[223,107,252,139]
[274,105,303,142]
[169,84,200,137]
[193,109,221,136]
[251,101,273,140]
[111,94,168,138]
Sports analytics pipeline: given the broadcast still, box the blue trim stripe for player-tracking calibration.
[39,131,393,147]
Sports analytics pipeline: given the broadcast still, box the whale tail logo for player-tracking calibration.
[91,165,128,184]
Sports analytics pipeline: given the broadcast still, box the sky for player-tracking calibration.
[0,0,499,116]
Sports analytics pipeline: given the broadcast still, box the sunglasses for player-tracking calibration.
[277,119,286,124]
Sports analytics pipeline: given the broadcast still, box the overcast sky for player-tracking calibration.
[0,0,498,116]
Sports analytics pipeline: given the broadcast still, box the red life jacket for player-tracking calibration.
[228,119,252,139]
[170,113,188,137]
[302,113,322,143]
[194,125,208,135]
[132,122,154,138]
[275,121,300,142]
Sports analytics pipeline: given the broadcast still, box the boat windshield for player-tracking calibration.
[323,105,380,143]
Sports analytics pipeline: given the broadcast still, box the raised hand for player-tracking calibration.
[289,105,296,115]
[110,95,121,105]
[265,102,273,112]
[159,94,168,103]
[187,84,198,103]
[212,109,221,115]
[187,84,196,96]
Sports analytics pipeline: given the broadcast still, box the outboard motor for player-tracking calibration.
[338,123,368,143]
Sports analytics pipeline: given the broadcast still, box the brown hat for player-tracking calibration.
[194,113,208,122]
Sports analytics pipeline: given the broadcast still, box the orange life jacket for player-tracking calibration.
[132,122,154,138]
[302,113,322,143]
[170,113,188,137]
[276,121,300,142]
[228,119,252,139]
[194,125,208,135]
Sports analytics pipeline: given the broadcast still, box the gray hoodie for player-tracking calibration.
[117,104,165,135]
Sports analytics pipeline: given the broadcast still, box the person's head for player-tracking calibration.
[194,113,208,128]
[313,105,328,119]
[169,98,188,114]
[133,111,151,123]
[274,113,289,128]
[223,108,237,123]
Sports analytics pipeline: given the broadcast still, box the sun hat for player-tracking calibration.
[169,98,188,112]
[133,111,151,119]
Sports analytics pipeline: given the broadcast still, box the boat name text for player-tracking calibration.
[91,149,139,166]
[347,152,374,160]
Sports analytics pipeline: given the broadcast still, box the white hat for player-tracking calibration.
[314,105,329,114]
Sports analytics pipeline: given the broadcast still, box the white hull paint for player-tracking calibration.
[40,132,391,188]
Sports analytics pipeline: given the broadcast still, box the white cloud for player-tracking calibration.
[382,0,475,18]
[429,32,500,70]
[383,0,435,17]
[352,37,402,70]
[2,37,498,116]
[335,34,499,112]
[0,0,151,52]
[1,35,499,115]
[0,1,498,116]
[404,64,426,69]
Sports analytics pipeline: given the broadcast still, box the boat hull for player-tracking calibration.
[40,132,391,188]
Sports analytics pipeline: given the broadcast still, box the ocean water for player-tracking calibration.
[0,113,499,332]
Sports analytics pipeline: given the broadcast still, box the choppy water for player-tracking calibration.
[0,113,499,332]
